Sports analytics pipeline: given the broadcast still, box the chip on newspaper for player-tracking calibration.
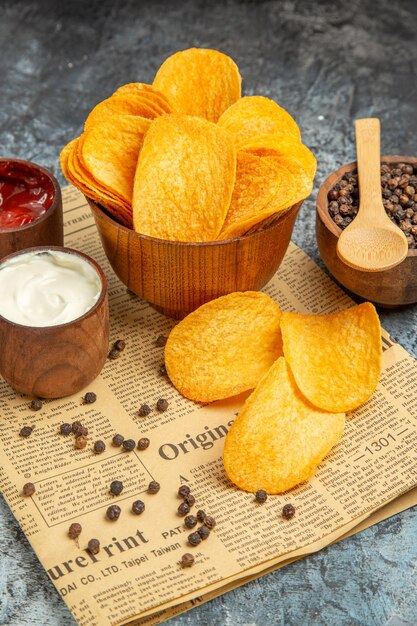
[281,303,382,413]
[164,291,283,402]
[60,47,316,238]
[223,357,345,493]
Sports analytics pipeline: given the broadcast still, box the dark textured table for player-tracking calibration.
[1,1,416,625]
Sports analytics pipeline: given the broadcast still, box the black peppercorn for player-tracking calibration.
[197,525,210,540]
[196,509,206,523]
[93,440,106,454]
[87,538,100,554]
[112,433,124,447]
[159,364,167,376]
[137,437,150,450]
[178,502,190,516]
[68,523,82,539]
[106,505,121,521]
[23,482,35,497]
[178,485,191,498]
[184,494,195,507]
[203,515,216,530]
[132,500,145,515]
[113,339,126,352]
[148,480,160,494]
[72,421,83,435]
[122,438,135,452]
[30,399,42,411]
[255,489,268,503]
[180,553,195,567]
[60,423,73,436]
[184,515,197,529]
[282,503,296,519]
[156,398,169,412]
[155,334,168,347]
[75,435,88,449]
[188,532,201,546]
[138,404,151,417]
[110,480,124,496]
[328,162,417,248]
[83,392,97,404]
[19,426,34,438]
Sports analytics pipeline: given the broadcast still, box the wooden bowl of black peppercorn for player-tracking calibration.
[316,156,417,307]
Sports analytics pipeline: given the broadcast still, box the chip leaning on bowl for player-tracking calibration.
[60,47,316,241]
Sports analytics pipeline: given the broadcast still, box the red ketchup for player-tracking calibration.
[0,161,55,229]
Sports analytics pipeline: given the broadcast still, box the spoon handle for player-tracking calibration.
[355,118,384,219]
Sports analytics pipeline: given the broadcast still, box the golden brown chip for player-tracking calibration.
[281,303,382,413]
[61,137,133,227]
[84,93,163,130]
[114,83,173,113]
[217,152,298,240]
[223,357,345,493]
[133,114,236,241]
[153,48,241,122]
[165,292,283,402]
[218,96,301,146]
[79,114,150,206]
[239,135,317,179]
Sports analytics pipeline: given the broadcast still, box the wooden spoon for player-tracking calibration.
[336,118,408,272]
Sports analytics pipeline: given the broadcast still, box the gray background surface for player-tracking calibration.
[0,1,416,625]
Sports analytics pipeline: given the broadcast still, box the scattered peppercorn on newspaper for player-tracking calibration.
[0,186,416,626]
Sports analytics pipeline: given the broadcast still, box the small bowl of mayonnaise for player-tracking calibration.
[0,246,109,398]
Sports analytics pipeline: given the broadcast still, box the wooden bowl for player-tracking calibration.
[0,159,63,260]
[87,199,303,319]
[316,156,417,307]
[0,246,109,398]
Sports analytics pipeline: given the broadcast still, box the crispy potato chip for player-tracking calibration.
[223,357,345,493]
[239,135,317,179]
[218,96,301,146]
[281,303,382,413]
[115,83,172,113]
[79,114,150,206]
[85,93,164,130]
[61,137,133,227]
[153,48,241,122]
[133,114,236,241]
[165,292,283,402]
[217,152,298,240]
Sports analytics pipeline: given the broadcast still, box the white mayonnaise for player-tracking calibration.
[0,250,102,327]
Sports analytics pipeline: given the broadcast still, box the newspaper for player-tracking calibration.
[0,186,416,626]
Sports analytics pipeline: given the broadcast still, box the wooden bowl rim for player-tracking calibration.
[316,155,417,258]
[0,245,108,330]
[0,158,62,235]
[88,197,303,247]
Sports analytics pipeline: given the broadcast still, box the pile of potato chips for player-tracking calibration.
[164,293,382,494]
[60,48,316,240]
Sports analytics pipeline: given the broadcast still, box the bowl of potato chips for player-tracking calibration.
[61,48,316,318]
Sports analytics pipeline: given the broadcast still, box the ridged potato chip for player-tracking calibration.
[133,114,236,241]
[153,48,241,122]
[281,303,382,413]
[164,292,283,402]
[217,152,297,240]
[223,357,345,493]
[240,134,317,179]
[218,96,301,146]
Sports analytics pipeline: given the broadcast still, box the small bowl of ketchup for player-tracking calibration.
[0,159,63,259]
